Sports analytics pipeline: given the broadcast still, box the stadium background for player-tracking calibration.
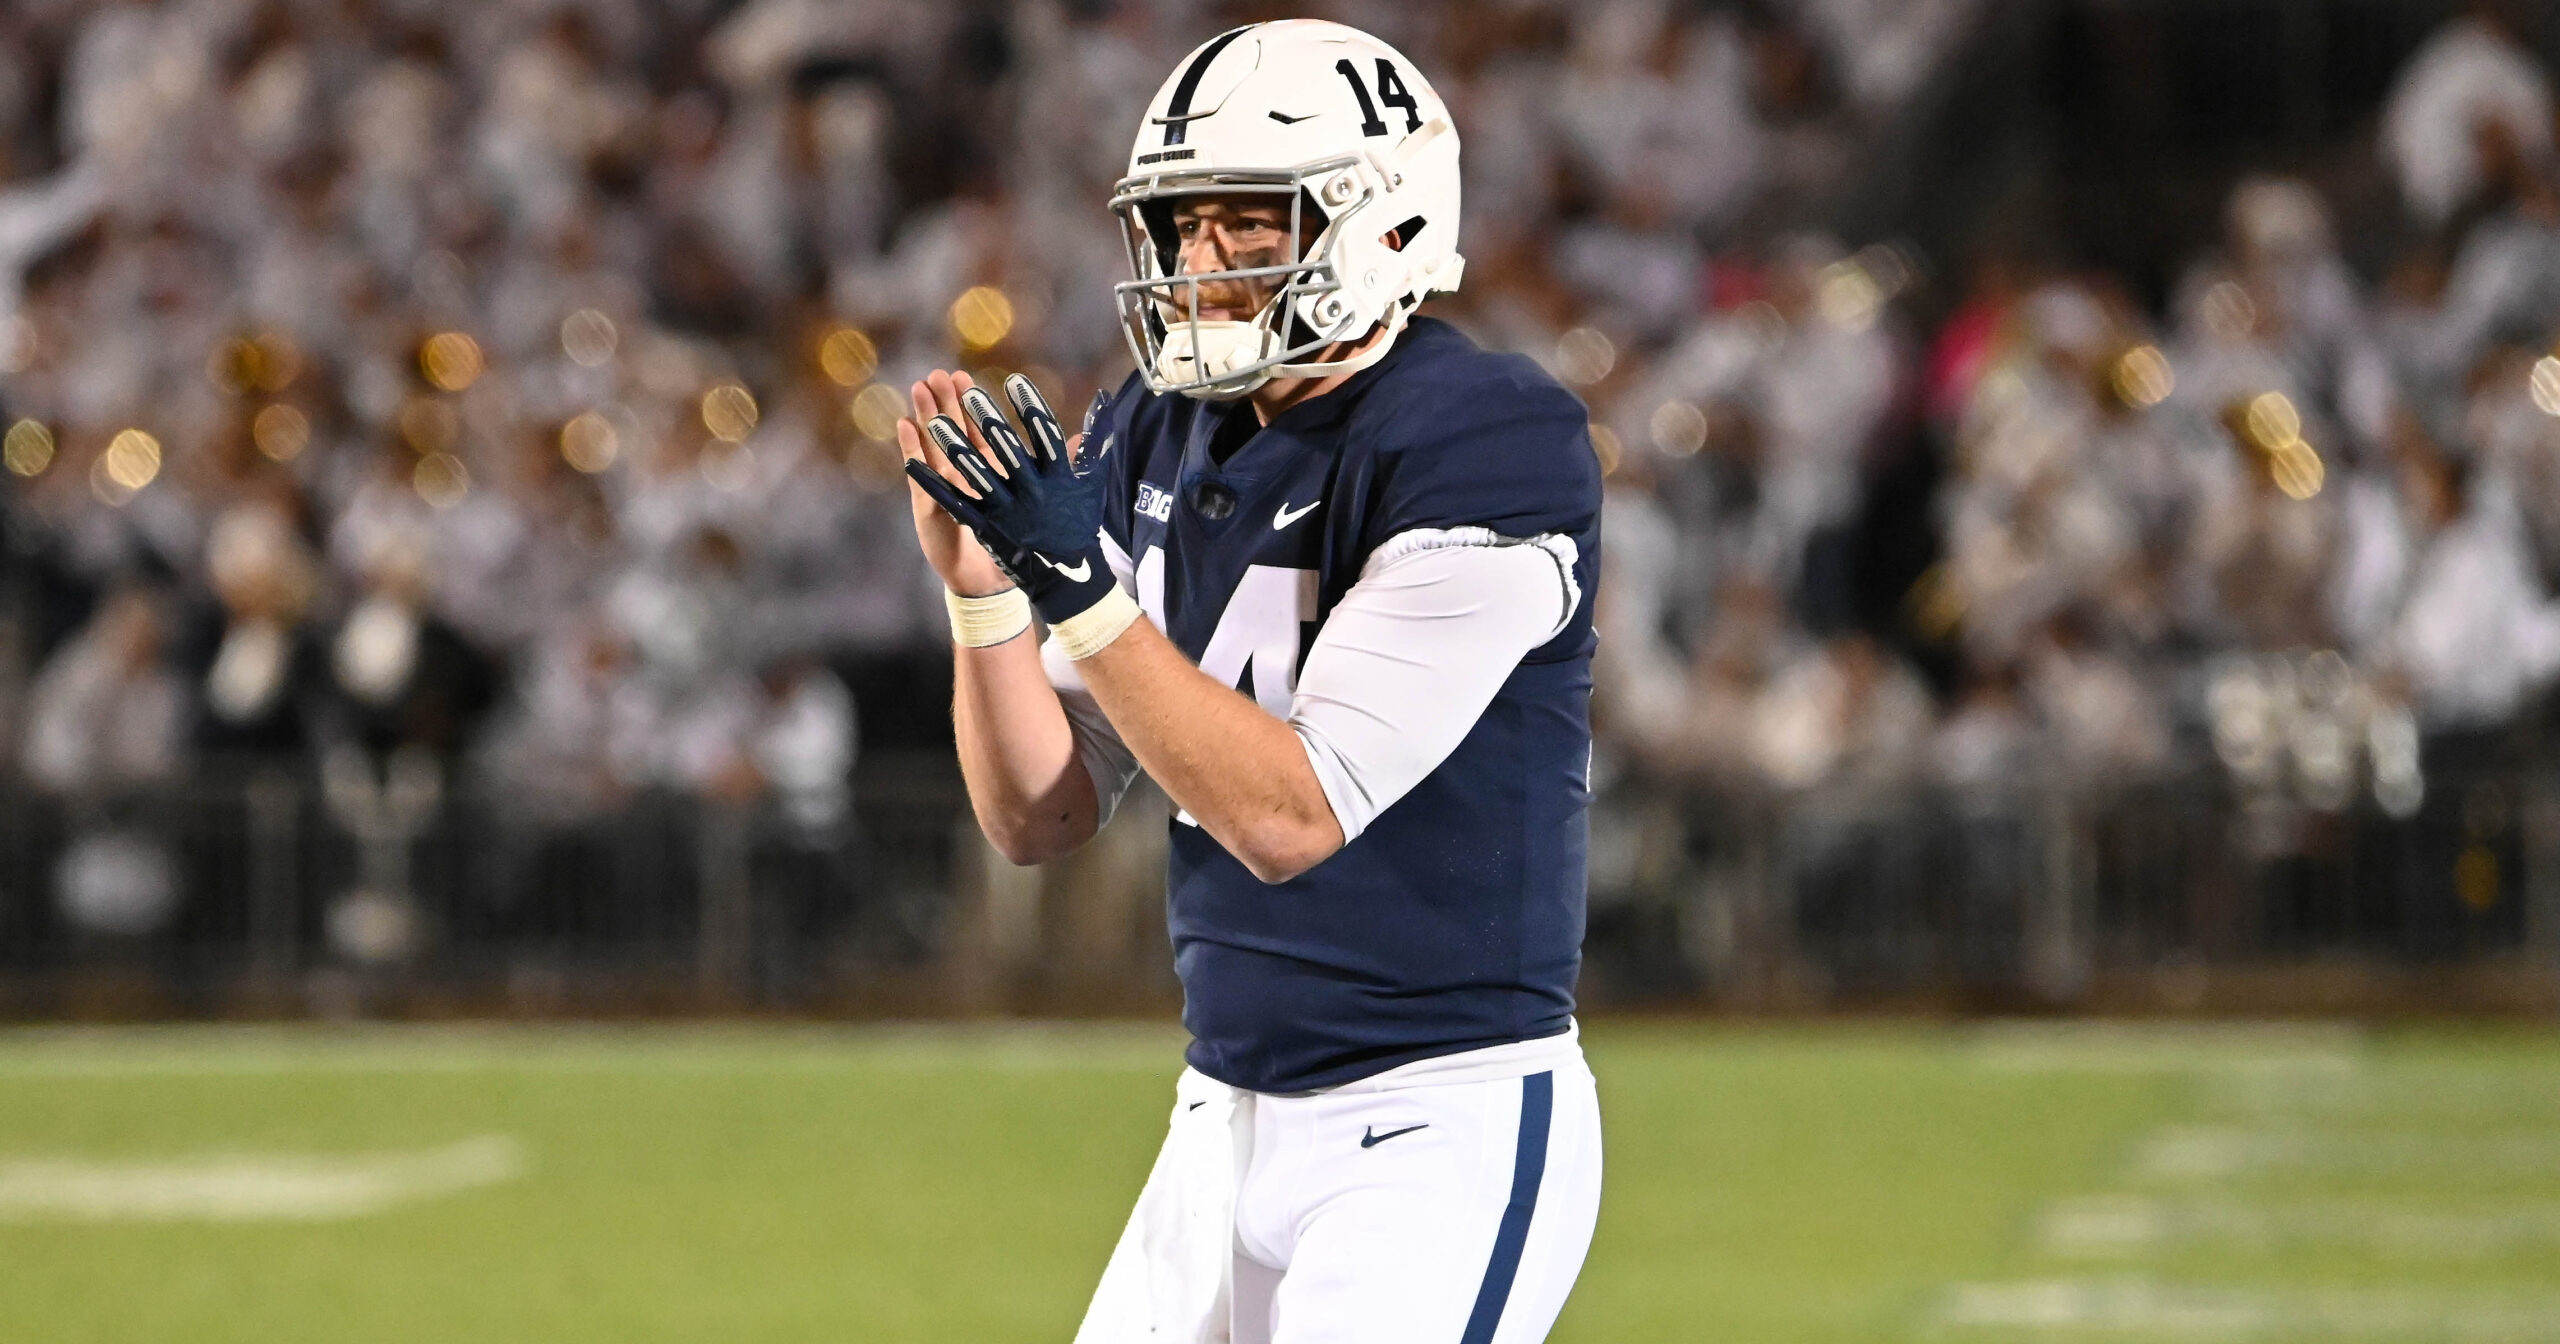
[2,1,2560,1339]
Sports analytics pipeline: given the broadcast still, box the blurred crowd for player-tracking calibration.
[0,0,2556,884]
[0,0,1986,833]
[1588,4,2560,848]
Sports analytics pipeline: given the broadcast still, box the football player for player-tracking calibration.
[896,20,1602,1343]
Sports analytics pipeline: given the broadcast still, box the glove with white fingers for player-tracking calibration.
[905,376,1137,657]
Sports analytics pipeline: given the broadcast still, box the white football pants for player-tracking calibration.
[1077,1028,1603,1344]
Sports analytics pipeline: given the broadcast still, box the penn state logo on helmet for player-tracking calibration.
[1111,20,1465,401]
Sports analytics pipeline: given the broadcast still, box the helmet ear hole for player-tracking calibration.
[1137,199,1181,275]
[1295,188,1329,249]
[1382,215,1427,252]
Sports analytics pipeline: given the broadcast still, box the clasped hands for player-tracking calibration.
[899,372,1117,627]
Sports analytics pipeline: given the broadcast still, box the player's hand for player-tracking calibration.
[903,371,1117,628]
[897,371,1015,598]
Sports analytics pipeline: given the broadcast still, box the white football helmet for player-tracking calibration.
[1111,20,1465,401]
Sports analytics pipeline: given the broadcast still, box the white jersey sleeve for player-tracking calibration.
[1043,632,1144,826]
[1042,529,1147,826]
[1288,527,1583,844]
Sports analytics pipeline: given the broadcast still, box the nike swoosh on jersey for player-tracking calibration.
[1272,500,1321,530]
[1050,557,1093,582]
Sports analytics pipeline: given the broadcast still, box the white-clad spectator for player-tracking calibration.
[2021,618,2170,778]
[2385,450,2560,729]
[476,620,642,824]
[22,588,187,796]
[345,56,453,276]
[1789,0,1986,111]
[746,659,859,833]
[2382,4,2553,227]
[2178,423,2346,652]
[1591,453,1692,747]
[1930,664,2038,790]
[1747,634,1933,791]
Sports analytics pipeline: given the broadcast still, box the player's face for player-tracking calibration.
[1168,196,1313,322]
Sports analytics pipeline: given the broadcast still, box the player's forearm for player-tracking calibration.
[1075,620,1344,884]
[952,637,1100,864]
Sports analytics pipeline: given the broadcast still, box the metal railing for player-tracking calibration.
[1587,757,2560,1008]
[3,748,2556,1017]
[0,750,974,1013]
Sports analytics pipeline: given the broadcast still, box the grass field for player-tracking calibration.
[1,1021,2557,1342]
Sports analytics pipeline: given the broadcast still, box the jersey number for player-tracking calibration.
[1336,58,1421,138]
[1197,564,1318,719]
[1135,550,1316,828]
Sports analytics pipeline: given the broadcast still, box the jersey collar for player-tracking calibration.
[1257,316,1448,437]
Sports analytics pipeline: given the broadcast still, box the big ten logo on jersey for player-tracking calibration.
[1136,481,1175,523]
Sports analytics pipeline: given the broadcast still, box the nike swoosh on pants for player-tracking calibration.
[1360,1123,1429,1148]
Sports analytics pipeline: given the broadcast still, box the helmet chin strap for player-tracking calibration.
[1154,320,1280,401]
[1157,303,1411,403]
[1268,304,1409,382]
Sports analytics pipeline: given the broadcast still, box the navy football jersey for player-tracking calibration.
[1087,317,1602,1093]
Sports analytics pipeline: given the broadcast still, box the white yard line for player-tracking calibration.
[2207,1070,2560,1120]
[0,1022,1192,1078]
[1968,1023,2365,1078]
[2132,1127,2560,1181]
[0,1136,524,1222]
[1949,1035,2560,1337]
[1940,1279,2560,1339]
[2038,1195,2560,1259]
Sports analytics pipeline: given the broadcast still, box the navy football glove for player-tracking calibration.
[904,375,1117,626]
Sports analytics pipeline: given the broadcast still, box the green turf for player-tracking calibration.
[0,1021,2555,1342]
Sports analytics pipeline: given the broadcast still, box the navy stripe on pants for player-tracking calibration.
[1459,1071,1554,1344]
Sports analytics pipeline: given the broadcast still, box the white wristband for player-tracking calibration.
[1050,586,1143,660]
[946,587,1032,648]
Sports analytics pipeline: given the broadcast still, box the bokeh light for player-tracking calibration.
[2531,355,2560,418]
[1816,261,1882,330]
[819,328,878,387]
[2244,391,2301,448]
[948,286,1015,350]
[420,332,485,392]
[1589,423,1623,476]
[561,411,619,473]
[91,428,162,505]
[1650,400,1708,457]
[104,429,162,489]
[2231,392,2322,499]
[2112,345,2175,408]
[413,451,470,508]
[849,384,905,442]
[208,332,302,395]
[1556,328,1617,386]
[2201,280,2257,341]
[252,404,310,463]
[4,419,53,477]
[561,309,620,367]
[2270,438,2325,500]
[701,384,759,442]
